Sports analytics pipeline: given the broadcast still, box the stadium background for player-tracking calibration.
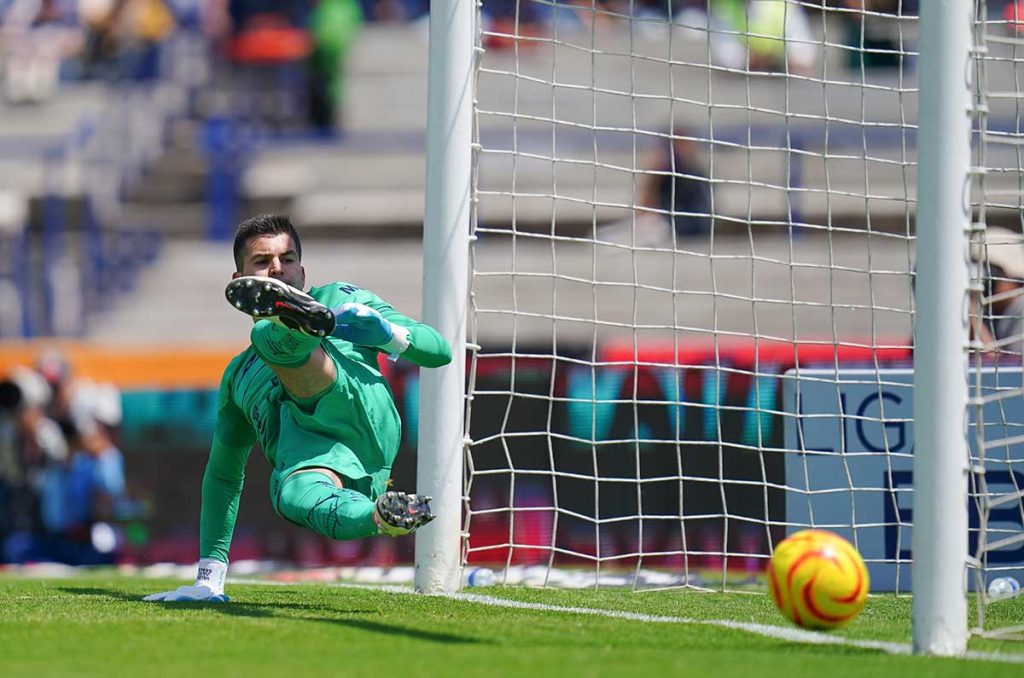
[0,0,989,571]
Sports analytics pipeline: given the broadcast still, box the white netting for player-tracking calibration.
[969,0,1024,641]
[463,0,1020,625]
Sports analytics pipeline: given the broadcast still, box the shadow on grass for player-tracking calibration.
[57,586,480,646]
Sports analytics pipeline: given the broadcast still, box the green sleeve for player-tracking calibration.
[403,325,453,368]
[199,362,256,564]
[199,435,252,564]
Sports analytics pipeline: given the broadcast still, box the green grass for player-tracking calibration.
[0,575,1022,677]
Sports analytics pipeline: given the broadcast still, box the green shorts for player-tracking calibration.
[267,340,401,512]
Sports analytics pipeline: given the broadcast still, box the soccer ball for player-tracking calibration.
[766,529,869,630]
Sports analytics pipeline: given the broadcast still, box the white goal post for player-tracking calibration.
[911,0,971,655]
[416,0,1024,655]
[414,0,475,595]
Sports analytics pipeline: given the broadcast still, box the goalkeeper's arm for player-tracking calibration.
[197,435,252,566]
[144,436,251,602]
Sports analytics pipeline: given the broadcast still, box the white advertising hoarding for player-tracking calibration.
[782,368,1024,592]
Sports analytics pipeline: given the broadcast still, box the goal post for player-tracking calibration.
[911,0,972,656]
[414,0,474,595]
[416,0,1020,653]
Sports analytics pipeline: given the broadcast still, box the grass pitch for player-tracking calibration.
[1,575,1022,677]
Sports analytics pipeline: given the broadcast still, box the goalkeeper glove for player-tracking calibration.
[143,558,230,602]
[332,303,410,359]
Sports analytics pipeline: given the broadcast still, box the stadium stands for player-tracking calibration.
[16,7,1024,344]
[85,14,930,343]
[242,19,923,233]
[0,82,168,338]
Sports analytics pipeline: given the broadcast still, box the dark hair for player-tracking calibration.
[0,379,22,412]
[232,214,302,271]
[57,418,80,442]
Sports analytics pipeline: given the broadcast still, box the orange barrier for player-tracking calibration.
[0,341,248,390]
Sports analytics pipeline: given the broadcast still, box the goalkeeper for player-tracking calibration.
[145,214,452,602]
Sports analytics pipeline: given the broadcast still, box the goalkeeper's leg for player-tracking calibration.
[275,470,436,540]
[276,470,378,540]
[228,278,337,399]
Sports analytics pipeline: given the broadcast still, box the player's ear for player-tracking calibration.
[231,271,241,280]
[300,265,306,288]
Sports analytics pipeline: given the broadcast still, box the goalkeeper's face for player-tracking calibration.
[233,233,305,290]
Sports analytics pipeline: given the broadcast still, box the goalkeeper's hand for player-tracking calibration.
[332,303,410,356]
[143,558,230,603]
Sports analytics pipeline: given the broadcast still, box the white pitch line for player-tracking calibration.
[449,591,1024,665]
[228,578,1024,664]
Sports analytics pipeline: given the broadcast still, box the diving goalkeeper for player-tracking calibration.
[145,214,452,602]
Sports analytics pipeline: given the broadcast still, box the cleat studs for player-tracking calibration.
[245,280,254,287]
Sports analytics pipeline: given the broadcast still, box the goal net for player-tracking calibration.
[449,0,1022,645]
[969,2,1024,640]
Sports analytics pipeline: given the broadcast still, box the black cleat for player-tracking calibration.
[225,276,336,338]
[374,491,436,536]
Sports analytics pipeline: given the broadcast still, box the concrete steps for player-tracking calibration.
[84,231,915,346]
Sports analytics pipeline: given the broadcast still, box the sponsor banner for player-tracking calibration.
[783,368,1024,592]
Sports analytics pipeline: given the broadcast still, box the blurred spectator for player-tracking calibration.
[732,0,816,74]
[548,0,621,35]
[17,416,127,565]
[0,365,68,563]
[674,1,816,75]
[309,0,363,131]
[36,349,123,443]
[228,0,312,27]
[50,418,127,560]
[832,0,918,71]
[6,364,67,477]
[482,0,552,49]
[80,0,177,81]
[639,129,712,239]
[0,0,85,103]
[0,378,30,554]
[1004,1,1024,35]
[480,0,820,69]
[206,0,362,133]
[975,226,1024,356]
[0,352,134,565]
[163,0,201,27]
[358,0,426,23]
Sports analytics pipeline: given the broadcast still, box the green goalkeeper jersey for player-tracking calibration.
[199,282,452,563]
